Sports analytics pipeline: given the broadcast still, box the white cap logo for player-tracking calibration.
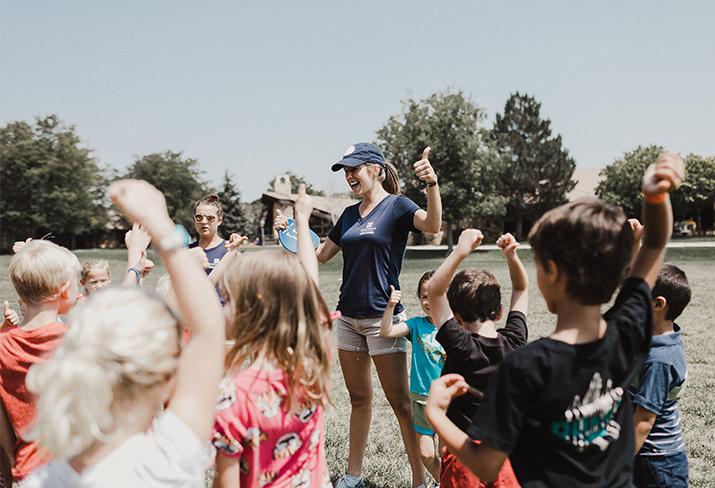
[343,145,356,157]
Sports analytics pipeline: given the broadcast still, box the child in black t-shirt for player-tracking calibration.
[425,152,685,488]
[427,231,528,487]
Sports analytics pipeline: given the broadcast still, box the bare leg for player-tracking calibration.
[418,433,441,481]
[373,353,427,488]
[339,350,373,477]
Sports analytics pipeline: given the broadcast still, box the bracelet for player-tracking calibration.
[643,192,667,205]
[127,267,142,284]
[428,181,438,187]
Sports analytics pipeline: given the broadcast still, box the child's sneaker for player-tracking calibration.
[335,474,365,488]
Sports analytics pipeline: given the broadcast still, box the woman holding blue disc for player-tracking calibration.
[276,142,442,488]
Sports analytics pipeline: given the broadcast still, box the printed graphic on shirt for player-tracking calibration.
[551,372,624,452]
[359,221,376,235]
[274,432,302,459]
[309,427,321,450]
[258,472,276,487]
[256,390,283,419]
[295,401,317,423]
[416,330,446,364]
[291,468,311,488]
[213,432,241,456]
[216,378,237,410]
[243,427,268,449]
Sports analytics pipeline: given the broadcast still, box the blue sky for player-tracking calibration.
[2,1,713,200]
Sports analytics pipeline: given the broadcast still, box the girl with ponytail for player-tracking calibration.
[275,143,442,488]
[23,180,225,488]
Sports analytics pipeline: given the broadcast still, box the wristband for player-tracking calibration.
[428,181,438,187]
[127,267,142,284]
[643,192,667,205]
[157,224,191,252]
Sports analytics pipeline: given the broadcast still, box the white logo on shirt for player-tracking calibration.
[360,222,376,235]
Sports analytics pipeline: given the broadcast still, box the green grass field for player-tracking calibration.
[1,247,713,487]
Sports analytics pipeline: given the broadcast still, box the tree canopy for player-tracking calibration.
[219,170,248,236]
[0,115,107,249]
[377,90,507,248]
[492,92,576,238]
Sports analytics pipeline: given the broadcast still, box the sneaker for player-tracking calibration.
[335,474,365,488]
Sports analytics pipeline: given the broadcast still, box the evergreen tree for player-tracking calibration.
[220,170,247,236]
[492,92,576,239]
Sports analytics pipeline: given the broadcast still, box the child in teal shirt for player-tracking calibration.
[381,270,445,481]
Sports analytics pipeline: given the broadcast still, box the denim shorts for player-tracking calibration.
[633,452,688,488]
[335,312,408,356]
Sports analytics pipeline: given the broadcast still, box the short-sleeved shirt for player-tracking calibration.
[629,324,687,456]
[328,194,420,318]
[467,277,653,488]
[23,410,209,488]
[190,239,228,274]
[212,368,330,488]
[436,311,527,432]
[0,322,67,479]
[406,316,445,396]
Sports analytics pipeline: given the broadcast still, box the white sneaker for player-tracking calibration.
[335,474,365,488]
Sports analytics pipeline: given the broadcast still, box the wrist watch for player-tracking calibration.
[157,224,191,252]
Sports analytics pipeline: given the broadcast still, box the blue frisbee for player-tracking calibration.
[279,218,320,254]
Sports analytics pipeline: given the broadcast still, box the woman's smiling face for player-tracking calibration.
[344,164,380,197]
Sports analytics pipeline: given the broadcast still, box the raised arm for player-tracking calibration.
[109,179,225,442]
[122,223,152,287]
[628,152,684,287]
[412,147,442,233]
[294,184,319,285]
[428,229,484,328]
[380,286,410,338]
[496,233,528,314]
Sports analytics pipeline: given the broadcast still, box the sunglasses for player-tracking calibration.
[194,214,218,223]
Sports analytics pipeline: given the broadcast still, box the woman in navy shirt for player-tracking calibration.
[279,143,442,488]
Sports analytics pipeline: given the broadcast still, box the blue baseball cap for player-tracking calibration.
[331,142,386,172]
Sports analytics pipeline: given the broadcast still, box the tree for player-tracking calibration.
[122,151,210,231]
[377,90,507,250]
[267,171,325,196]
[0,115,107,249]
[492,92,576,239]
[671,155,715,230]
[219,170,247,236]
[595,145,664,217]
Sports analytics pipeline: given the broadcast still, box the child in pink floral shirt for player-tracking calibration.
[212,186,333,488]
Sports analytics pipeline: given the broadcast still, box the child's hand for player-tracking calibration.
[413,147,438,186]
[141,258,155,278]
[427,374,469,413]
[3,301,20,327]
[388,285,402,308]
[496,233,519,256]
[109,180,173,238]
[628,218,645,243]
[456,229,484,255]
[225,233,248,252]
[125,223,152,252]
[642,151,685,195]
[188,247,210,270]
[294,183,314,222]
[12,238,31,254]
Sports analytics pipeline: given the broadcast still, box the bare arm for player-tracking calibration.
[316,237,340,264]
[426,374,507,482]
[213,453,240,488]
[412,147,442,233]
[428,229,484,329]
[633,405,657,454]
[380,286,410,338]
[628,152,684,287]
[109,180,225,442]
[294,184,319,285]
[497,233,528,314]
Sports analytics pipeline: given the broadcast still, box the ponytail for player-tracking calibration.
[381,162,401,195]
[27,288,181,459]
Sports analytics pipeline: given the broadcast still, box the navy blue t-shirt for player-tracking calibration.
[328,194,420,318]
[189,239,228,275]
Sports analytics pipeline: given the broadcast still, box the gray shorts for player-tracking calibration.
[335,311,408,356]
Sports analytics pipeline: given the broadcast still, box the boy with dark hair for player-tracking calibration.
[631,263,690,488]
[426,151,684,487]
[428,231,528,487]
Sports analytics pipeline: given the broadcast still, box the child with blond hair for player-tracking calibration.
[0,240,81,482]
[22,179,225,487]
[212,184,333,488]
